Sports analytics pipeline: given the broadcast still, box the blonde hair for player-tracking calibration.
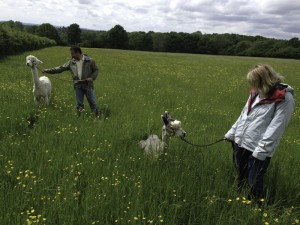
[247,64,284,96]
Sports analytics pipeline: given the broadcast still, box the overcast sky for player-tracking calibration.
[1,0,300,39]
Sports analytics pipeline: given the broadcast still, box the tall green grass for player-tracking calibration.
[1,47,299,225]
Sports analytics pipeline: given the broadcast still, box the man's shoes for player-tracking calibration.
[77,107,84,117]
[94,108,101,118]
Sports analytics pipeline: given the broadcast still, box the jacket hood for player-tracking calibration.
[71,54,91,64]
[285,84,294,96]
[82,54,92,61]
[247,83,293,115]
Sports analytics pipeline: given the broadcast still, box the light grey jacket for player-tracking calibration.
[225,84,295,161]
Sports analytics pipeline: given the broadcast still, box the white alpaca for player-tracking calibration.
[140,111,186,156]
[26,55,52,106]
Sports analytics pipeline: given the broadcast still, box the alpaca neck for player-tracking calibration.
[31,66,40,86]
[161,129,170,150]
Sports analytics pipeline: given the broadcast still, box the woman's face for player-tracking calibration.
[249,79,260,92]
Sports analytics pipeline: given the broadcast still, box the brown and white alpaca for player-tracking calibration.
[140,111,186,155]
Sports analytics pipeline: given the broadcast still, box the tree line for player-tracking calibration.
[1,20,300,59]
[0,21,56,56]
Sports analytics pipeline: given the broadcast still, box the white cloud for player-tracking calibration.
[78,0,93,4]
[1,0,300,39]
[257,0,300,14]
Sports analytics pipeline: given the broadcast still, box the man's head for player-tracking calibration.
[70,46,82,60]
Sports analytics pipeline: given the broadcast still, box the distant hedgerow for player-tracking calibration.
[0,24,56,56]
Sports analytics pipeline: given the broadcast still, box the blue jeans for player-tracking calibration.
[233,143,271,200]
[74,86,99,112]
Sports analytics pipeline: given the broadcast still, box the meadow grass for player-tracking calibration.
[1,46,300,225]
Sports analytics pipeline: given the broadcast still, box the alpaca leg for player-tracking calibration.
[44,96,49,106]
[162,128,170,152]
[162,141,169,153]
[34,96,39,106]
[47,85,52,104]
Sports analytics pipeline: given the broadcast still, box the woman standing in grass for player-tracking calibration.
[225,64,295,202]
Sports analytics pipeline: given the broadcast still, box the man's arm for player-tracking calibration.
[43,61,71,74]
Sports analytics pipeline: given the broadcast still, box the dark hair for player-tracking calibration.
[70,46,82,54]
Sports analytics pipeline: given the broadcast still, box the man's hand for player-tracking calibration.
[86,77,93,82]
[224,137,231,142]
[250,155,264,162]
[42,69,48,74]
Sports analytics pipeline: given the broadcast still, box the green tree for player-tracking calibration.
[81,31,108,48]
[25,25,38,34]
[182,32,201,53]
[128,32,152,51]
[288,37,300,48]
[106,25,128,49]
[0,24,56,56]
[0,20,24,31]
[67,23,81,45]
[95,32,109,48]
[151,32,167,52]
[244,39,276,57]
[233,41,253,55]
[197,34,209,54]
[57,26,68,46]
[165,32,183,52]
[36,23,61,44]
[205,34,233,55]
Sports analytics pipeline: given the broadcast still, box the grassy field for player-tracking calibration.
[1,46,300,225]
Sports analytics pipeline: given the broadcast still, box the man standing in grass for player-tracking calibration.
[225,64,294,203]
[43,46,100,117]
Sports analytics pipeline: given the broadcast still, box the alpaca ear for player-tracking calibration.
[36,59,43,64]
[164,111,170,118]
[162,115,169,125]
[165,111,175,123]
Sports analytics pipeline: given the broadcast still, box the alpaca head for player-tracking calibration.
[162,111,186,138]
[139,111,186,154]
[26,55,43,68]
